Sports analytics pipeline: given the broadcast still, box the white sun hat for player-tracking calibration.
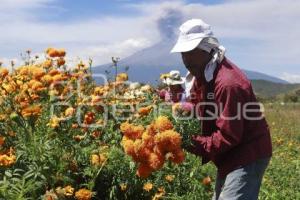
[162,70,185,85]
[171,19,214,53]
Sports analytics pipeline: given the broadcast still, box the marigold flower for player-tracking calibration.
[116,73,128,82]
[165,175,175,182]
[143,182,153,192]
[65,107,76,117]
[138,105,152,116]
[43,59,52,68]
[148,153,164,170]
[0,149,16,167]
[120,122,144,140]
[63,185,74,197]
[160,73,170,80]
[75,188,92,200]
[121,136,135,156]
[21,105,42,118]
[84,112,95,124]
[57,58,66,66]
[155,130,182,153]
[168,149,185,164]
[49,69,60,76]
[202,176,212,186]
[0,136,5,146]
[47,116,61,128]
[0,68,9,78]
[120,183,127,191]
[91,154,106,166]
[137,164,153,178]
[154,116,173,132]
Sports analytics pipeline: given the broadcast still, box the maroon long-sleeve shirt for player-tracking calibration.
[188,58,272,178]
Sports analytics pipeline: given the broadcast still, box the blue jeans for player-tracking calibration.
[212,157,270,200]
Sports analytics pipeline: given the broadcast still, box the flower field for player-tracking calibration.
[0,49,299,200]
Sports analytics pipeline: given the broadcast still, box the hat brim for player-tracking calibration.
[163,77,185,85]
[170,38,204,53]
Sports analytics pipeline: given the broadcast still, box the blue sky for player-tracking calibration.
[0,0,299,82]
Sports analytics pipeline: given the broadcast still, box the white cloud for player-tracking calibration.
[281,73,300,83]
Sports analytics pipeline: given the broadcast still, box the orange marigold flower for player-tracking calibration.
[84,112,95,125]
[143,182,153,192]
[75,188,92,200]
[0,67,9,78]
[137,164,152,178]
[49,69,60,76]
[142,131,155,149]
[168,149,185,164]
[138,105,152,116]
[154,116,173,132]
[57,49,66,57]
[155,130,182,153]
[21,105,42,118]
[0,136,5,146]
[148,153,164,170]
[0,150,16,167]
[202,176,212,186]
[120,122,144,140]
[57,58,66,66]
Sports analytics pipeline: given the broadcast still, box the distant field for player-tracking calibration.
[258,103,300,199]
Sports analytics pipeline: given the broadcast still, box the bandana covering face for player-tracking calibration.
[184,37,226,99]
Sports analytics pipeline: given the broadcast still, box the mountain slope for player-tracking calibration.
[92,39,288,84]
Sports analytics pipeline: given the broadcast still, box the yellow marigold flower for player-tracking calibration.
[138,105,152,116]
[165,175,175,182]
[121,136,136,156]
[143,182,153,192]
[152,186,165,200]
[63,185,74,197]
[120,183,127,191]
[21,105,42,118]
[47,116,61,128]
[160,73,170,80]
[75,188,92,200]
[65,107,76,117]
[90,154,106,166]
[73,135,86,142]
[116,73,128,82]
[43,59,52,69]
[0,136,5,146]
[154,116,173,132]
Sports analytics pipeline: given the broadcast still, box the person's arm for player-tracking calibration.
[190,85,245,159]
